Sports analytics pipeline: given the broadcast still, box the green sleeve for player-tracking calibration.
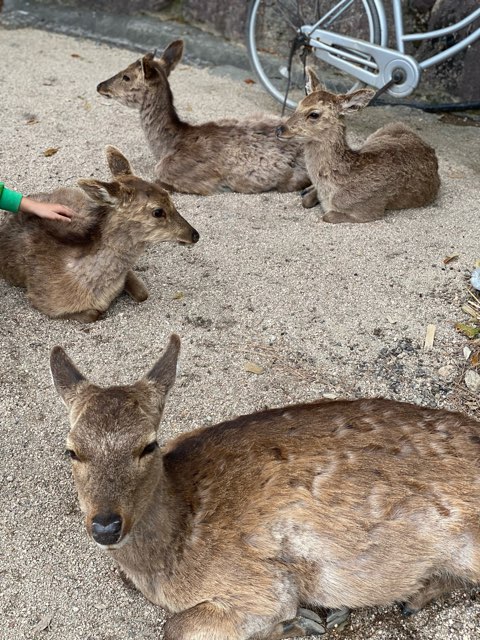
[0,182,23,213]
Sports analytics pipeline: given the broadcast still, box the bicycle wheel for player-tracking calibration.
[247,0,383,109]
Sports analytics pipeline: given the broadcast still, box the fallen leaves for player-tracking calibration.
[43,147,59,157]
[33,613,53,635]
[443,254,459,265]
[244,78,256,85]
[456,323,480,339]
[244,361,264,375]
[25,115,39,125]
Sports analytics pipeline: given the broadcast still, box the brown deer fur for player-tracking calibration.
[97,41,310,195]
[51,335,480,639]
[276,68,440,223]
[0,148,199,322]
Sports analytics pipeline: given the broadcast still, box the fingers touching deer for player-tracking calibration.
[0,148,199,322]
[97,40,310,195]
[277,67,440,223]
[51,335,480,638]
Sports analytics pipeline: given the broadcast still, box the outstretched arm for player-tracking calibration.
[19,196,76,222]
[0,182,76,222]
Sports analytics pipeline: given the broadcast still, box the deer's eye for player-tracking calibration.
[153,208,166,218]
[140,441,158,458]
[308,111,320,120]
[122,74,131,82]
[66,449,80,461]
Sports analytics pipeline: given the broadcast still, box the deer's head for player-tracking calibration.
[276,67,375,141]
[50,335,181,549]
[78,146,199,245]
[96,40,184,108]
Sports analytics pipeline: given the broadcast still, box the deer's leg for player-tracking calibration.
[322,210,358,224]
[162,602,245,640]
[63,309,102,323]
[326,607,351,631]
[301,187,320,209]
[124,271,149,303]
[262,608,326,640]
[163,601,325,640]
[325,193,387,223]
[400,575,464,616]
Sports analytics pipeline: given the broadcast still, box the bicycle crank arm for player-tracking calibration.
[301,26,421,98]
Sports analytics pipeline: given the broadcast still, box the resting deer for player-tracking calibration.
[0,148,199,322]
[51,334,480,639]
[97,40,310,195]
[276,67,440,223]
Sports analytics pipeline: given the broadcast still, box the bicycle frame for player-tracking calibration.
[304,0,480,97]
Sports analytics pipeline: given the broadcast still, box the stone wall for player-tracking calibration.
[3,0,478,101]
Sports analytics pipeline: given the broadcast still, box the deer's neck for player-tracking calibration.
[305,121,355,177]
[140,85,188,159]
[109,465,188,605]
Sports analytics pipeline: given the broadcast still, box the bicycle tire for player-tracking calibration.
[246,0,383,109]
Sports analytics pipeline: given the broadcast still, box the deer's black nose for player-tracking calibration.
[191,229,200,243]
[91,513,122,545]
[276,125,286,138]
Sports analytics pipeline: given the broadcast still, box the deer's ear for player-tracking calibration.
[337,88,375,114]
[77,179,121,205]
[142,334,181,404]
[50,347,88,409]
[305,67,323,95]
[105,146,133,178]
[141,52,159,82]
[159,40,184,76]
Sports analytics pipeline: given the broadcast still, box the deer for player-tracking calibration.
[0,147,199,322]
[50,333,480,639]
[276,67,440,223]
[96,40,310,195]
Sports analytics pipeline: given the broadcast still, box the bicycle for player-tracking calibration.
[246,0,480,110]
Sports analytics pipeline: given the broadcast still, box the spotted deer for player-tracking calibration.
[50,334,480,638]
[97,40,310,195]
[276,67,440,223]
[0,148,199,322]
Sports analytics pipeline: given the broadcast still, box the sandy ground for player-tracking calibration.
[0,26,479,640]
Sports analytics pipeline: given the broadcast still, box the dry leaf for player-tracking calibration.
[33,613,53,634]
[472,351,480,367]
[244,361,264,375]
[244,78,256,85]
[172,291,184,300]
[43,147,59,157]
[83,100,92,111]
[456,323,480,339]
[71,53,81,58]
[25,115,39,125]
[443,254,459,265]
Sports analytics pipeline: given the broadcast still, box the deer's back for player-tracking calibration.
[156,116,309,194]
[159,399,480,608]
[0,189,102,293]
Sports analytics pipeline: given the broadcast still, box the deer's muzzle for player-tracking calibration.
[91,512,123,546]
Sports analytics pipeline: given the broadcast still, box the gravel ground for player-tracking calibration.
[1,27,479,640]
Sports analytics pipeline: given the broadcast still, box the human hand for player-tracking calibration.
[20,197,76,222]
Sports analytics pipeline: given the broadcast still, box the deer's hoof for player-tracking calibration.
[326,607,351,630]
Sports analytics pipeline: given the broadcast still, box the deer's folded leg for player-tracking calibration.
[162,601,323,640]
[301,187,320,209]
[63,309,102,323]
[124,270,149,303]
[163,602,246,640]
[270,608,326,640]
